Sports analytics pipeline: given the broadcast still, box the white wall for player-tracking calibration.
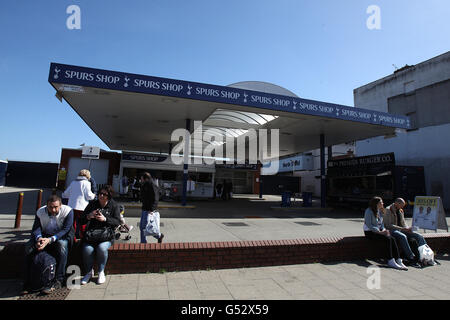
[354,52,450,208]
[66,158,109,188]
[354,52,450,112]
[356,124,450,208]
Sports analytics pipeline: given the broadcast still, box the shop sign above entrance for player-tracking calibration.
[49,63,411,129]
[327,152,395,168]
[122,152,167,163]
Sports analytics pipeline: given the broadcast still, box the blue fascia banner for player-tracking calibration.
[49,63,411,129]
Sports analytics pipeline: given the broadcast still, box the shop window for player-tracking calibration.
[197,172,212,183]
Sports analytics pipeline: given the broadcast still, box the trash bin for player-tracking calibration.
[281,191,292,207]
[302,192,313,207]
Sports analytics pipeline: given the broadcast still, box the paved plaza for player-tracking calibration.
[1,187,449,300]
[1,256,450,300]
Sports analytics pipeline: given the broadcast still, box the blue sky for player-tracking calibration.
[1,0,449,163]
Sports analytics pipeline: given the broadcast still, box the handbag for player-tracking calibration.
[145,211,160,237]
[84,223,114,244]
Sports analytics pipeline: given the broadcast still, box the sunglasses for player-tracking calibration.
[99,192,109,197]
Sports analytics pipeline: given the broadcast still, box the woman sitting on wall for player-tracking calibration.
[363,196,408,270]
[80,185,120,285]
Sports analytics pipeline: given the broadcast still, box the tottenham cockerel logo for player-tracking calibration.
[54,67,61,79]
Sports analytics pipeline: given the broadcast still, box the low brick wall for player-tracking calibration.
[1,233,449,279]
[105,233,450,274]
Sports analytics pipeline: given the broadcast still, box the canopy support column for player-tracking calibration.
[320,134,326,208]
[182,119,191,206]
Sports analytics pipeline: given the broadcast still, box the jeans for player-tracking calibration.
[364,231,400,260]
[391,230,427,260]
[23,238,69,284]
[51,239,69,282]
[140,210,160,243]
[82,241,111,274]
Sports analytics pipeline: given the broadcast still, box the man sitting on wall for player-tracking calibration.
[22,195,74,294]
[383,198,430,267]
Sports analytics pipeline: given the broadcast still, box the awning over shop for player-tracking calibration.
[48,63,410,159]
[48,62,410,207]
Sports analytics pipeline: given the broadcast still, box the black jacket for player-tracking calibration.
[140,179,159,211]
[81,199,121,232]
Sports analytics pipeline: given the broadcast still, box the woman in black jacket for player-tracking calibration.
[80,185,120,285]
[139,172,163,243]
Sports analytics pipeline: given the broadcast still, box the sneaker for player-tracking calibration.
[20,282,31,296]
[428,260,437,266]
[408,261,422,268]
[97,271,106,284]
[20,287,30,296]
[158,233,164,243]
[42,281,61,295]
[81,269,94,285]
[396,259,408,270]
[387,258,403,270]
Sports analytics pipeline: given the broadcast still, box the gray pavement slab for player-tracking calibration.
[1,254,450,300]
[1,188,450,300]
[64,256,450,300]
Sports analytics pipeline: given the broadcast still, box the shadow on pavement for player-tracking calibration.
[0,229,30,248]
[322,259,380,269]
[0,189,367,220]
[0,279,22,299]
[121,196,366,219]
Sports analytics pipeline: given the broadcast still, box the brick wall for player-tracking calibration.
[104,234,450,274]
[1,233,449,279]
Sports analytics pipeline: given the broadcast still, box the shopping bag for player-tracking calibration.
[418,244,435,266]
[145,211,160,237]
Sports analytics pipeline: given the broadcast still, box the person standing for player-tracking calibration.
[228,180,233,199]
[62,169,95,241]
[121,175,129,196]
[221,180,229,201]
[89,174,97,197]
[131,176,141,201]
[139,172,164,243]
[215,183,222,199]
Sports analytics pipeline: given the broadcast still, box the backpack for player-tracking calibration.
[29,251,56,292]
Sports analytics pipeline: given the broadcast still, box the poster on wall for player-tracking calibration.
[412,196,448,232]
